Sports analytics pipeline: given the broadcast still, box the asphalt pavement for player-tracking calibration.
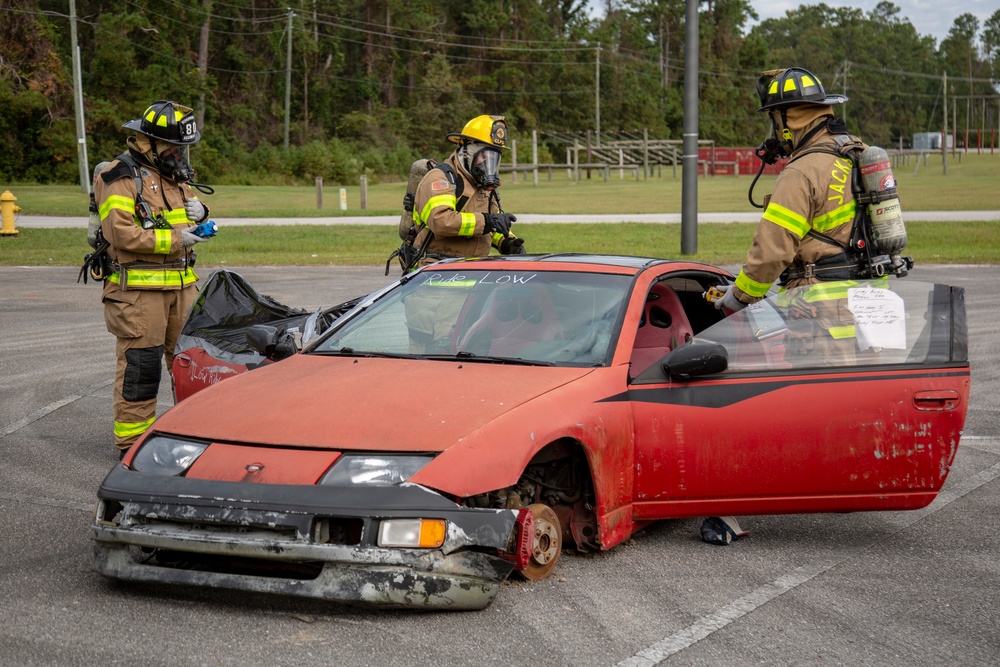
[0,264,997,667]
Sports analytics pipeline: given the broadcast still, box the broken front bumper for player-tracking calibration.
[91,465,521,610]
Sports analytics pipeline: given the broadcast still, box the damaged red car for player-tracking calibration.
[92,255,970,610]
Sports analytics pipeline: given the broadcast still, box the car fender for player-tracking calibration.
[411,364,635,520]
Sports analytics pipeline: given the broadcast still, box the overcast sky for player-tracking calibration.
[746,0,996,44]
[587,2,996,45]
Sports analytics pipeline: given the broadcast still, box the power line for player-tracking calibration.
[846,60,997,84]
[119,0,285,35]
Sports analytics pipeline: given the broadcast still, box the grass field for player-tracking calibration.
[2,221,997,268]
[5,151,1000,217]
[1,151,996,267]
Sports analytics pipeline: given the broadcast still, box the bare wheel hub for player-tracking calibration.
[522,503,562,581]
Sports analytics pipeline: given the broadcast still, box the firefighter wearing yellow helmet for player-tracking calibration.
[93,100,214,458]
[410,115,524,263]
[403,115,525,352]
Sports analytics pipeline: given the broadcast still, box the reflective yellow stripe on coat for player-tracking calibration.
[99,195,135,220]
[776,277,889,305]
[777,277,890,339]
[108,267,198,288]
[415,194,456,226]
[735,270,771,299]
[414,195,477,236]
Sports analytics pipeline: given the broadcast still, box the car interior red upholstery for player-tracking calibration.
[630,283,694,376]
[459,284,563,357]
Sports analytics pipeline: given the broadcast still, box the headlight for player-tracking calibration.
[131,435,209,476]
[319,455,433,486]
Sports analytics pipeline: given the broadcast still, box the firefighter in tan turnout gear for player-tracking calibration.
[716,67,869,367]
[94,100,212,457]
[410,114,525,263]
[404,115,526,352]
[701,68,869,547]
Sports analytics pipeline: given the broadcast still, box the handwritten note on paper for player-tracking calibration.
[847,287,906,351]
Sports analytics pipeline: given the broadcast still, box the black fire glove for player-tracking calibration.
[483,213,516,237]
[499,237,526,255]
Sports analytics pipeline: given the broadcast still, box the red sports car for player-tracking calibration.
[92,255,970,610]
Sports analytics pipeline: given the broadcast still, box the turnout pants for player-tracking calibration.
[103,285,198,449]
[781,279,857,367]
[403,285,468,354]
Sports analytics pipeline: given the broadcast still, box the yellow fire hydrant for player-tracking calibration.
[1,190,22,236]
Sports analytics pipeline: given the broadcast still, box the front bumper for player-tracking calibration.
[91,465,521,610]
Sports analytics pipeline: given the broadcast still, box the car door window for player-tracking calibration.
[693,280,964,373]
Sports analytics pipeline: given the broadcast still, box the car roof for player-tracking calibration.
[426,253,716,274]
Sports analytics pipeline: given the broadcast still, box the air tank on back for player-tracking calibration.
[858,146,908,272]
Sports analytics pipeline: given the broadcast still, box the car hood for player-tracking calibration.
[158,353,597,452]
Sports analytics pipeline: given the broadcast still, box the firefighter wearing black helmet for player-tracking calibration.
[716,67,869,367]
[701,68,872,548]
[93,100,213,457]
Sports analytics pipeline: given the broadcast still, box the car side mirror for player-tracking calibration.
[247,324,279,357]
[248,324,299,361]
[662,342,728,379]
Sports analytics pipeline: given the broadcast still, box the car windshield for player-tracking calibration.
[311,269,632,366]
[692,279,962,373]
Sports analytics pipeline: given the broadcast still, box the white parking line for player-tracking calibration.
[0,379,113,438]
[618,457,1000,667]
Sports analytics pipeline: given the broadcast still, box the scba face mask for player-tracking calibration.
[754,112,794,166]
[469,146,502,190]
[155,143,196,183]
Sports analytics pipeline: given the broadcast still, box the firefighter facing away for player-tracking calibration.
[715,66,868,367]
[403,115,526,352]
[94,100,213,457]
[702,68,866,546]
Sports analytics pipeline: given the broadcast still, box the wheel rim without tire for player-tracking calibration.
[522,503,562,581]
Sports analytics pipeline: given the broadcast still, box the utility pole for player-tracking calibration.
[842,61,849,123]
[284,8,294,152]
[952,90,957,157]
[832,62,849,122]
[70,0,89,193]
[595,44,601,145]
[680,0,698,255]
[196,0,211,132]
[942,72,948,175]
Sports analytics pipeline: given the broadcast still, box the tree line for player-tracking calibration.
[2,0,998,186]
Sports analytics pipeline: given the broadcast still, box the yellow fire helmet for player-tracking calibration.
[446,115,508,149]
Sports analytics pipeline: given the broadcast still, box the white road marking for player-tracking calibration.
[619,456,1000,666]
[0,378,113,438]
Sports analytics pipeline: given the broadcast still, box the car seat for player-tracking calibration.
[630,283,694,376]
[458,284,562,357]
